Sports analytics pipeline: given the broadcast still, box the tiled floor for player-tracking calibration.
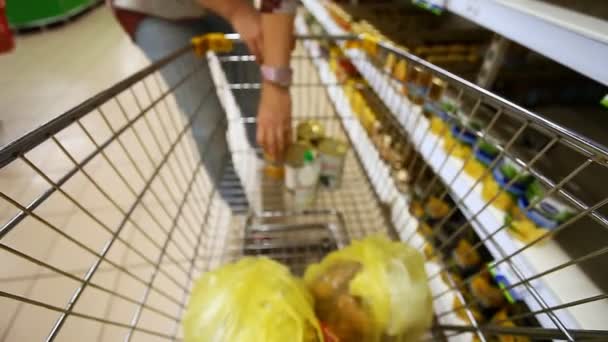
[0,7,221,341]
[0,6,149,147]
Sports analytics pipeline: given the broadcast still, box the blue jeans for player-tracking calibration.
[134,15,259,208]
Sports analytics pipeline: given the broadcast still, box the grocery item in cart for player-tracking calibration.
[518,179,577,229]
[264,153,285,180]
[297,120,326,146]
[318,137,348,189]
[304,235,432,342]
[285,142,321,209]
[183,257,322,342]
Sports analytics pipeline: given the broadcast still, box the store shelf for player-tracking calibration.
[446,0,608,86]
[295,16,475,341]
[301,0,608,331]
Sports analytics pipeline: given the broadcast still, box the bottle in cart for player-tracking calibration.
[285,143,321,210]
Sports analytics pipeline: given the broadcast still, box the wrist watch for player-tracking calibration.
[260,65,293,88]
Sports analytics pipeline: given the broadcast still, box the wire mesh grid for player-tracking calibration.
[344,36,608,340]
[0,38,394,341]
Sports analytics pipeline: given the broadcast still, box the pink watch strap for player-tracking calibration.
[260,65,293,88]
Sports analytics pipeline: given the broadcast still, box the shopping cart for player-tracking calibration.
[0,29,606,342]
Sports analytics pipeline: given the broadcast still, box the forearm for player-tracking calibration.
[261,15,294,68]
[197,0,252,21]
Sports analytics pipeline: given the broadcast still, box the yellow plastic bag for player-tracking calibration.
[183,257,322,342]
[304,235,432,342]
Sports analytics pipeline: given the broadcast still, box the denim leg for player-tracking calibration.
[134,16,256,208]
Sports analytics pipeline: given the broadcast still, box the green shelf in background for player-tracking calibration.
[6,0,99,29]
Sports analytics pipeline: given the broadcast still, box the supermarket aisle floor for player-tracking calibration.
[0,6,149,146]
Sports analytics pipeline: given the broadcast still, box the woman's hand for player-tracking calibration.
[257,82,292,160]
[230,4,263,62]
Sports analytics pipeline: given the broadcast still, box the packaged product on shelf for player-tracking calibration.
[410,200,425,220]
[379,133,394,162]
[438,88,461,123]
[318,138,348,189]
[407,66,432,105]
[474,135,502,166]
[304,235,432,342]
[505,207,549,244]
[492,156,534,197]
[285,142,321,209]
[450,111,484,146]
[453,296,485,324]
[463,158,487,179]
[425,196,451,224]
[422,77,446,119]
[387,140,404,171]
[443,134,473,159]
[491,309,532,342]
[394,168,410,195]
[297,120,326,147]
[422,243,437,260]
[393,59,408,82]
[452,239,482,275]
[430,116,450,136]
[336,57,361,83]
[518,179,577,229]
[469,273,507,310]
[482,175,515,211]
[383,52,397,74]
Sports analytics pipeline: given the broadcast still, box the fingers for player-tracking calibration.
[275,127,285,159]
[257,121,291,160]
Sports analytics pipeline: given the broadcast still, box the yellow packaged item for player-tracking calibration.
[426,196,451,220]
[384,53,397,74]
[507,208,549,244]
[492,309,531,342]
[453,296,484,323]
[482,176,514,211]
[305,235,433,342]
[463,158,486,179]
[443,134,472,159]
[183,257,322,342]
[394,59,408,81]
[410,201,425,219]
[453,239,481,270]
[430,116,448,136]
[470,274,506,309]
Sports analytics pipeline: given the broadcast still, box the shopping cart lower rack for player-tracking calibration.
[1,31,607,342]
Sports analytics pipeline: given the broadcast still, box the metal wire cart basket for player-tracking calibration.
[1,18,608,342]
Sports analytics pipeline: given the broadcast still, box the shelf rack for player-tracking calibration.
[301,0,608,334]
[445,0,608,87]
[294,16,478,341]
